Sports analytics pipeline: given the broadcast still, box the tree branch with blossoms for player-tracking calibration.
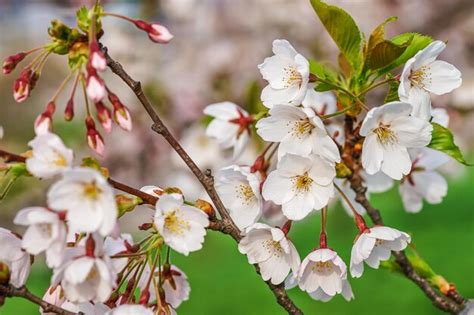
[0,1,472,315]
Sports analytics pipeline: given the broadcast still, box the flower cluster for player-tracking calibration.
[2,5,174,156]
[204,37,462,302]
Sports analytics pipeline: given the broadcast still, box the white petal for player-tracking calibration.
[424,60,462,95]
[381,144,412,180]
[361,134,384,175]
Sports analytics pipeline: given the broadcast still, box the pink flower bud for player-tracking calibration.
[89,40,107,72]
[12,68,32,102]
[95,101,113,133]
[85,116,105,157]
[34,102,56,135]
[3,52,26,75]
[133,20,173,44]
[86,67,105,102]
[64,98,74,121]
[108,91,133,131]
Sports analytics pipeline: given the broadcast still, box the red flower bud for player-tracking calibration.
[85,235,95,257]
[95,101,113,133]
[86,65,105,102]
[108,91,133,131]
[12,68,32,102]
[64,98,74,121]
[3,52,26,75]
[89,40,106,72]
[85,116,105,157]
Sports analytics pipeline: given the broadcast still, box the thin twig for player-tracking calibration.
[103,47,303,315]
[0,285,79,315]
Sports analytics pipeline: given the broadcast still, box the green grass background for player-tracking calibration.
[1,170,473,315]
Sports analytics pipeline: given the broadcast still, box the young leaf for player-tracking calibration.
[364,17,412,71]
[309,60,337,81]
[384,74,400,103]
[377,33,432,74]
[310,0,363,71]
[428,122,471,166]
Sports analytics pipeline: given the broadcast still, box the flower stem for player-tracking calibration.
[321,104,356,120]
[334,183,368,232]
[50,71,74,103]
[312,75,369,111]
[358,77,396,96]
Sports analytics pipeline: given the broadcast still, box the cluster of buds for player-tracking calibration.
[1,3,173,156]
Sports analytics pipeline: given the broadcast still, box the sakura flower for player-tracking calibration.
[0,227,31,287]
[106,304,153,315]
[360,102,433,180]
[34,101,56,136]
[14,207,67,268]
[215,165,262,230]
[40,285,65,315]
[398,40,462,120]
[154,193,209,255]
[298,248,353,302]
[204,102,252,159]
[52,253,116,303]
[26,133,73,179]
[399,148,449,213]
[103,234,134,272]
[161,265,191,308]
[256,105,340,163]
[85,116,105,156]
[238,223,300,285]
[258,39,309,107]
[86,68,106,103]
[13,68,32,102]
[89,40,107,72]
[47,167,118,236]
[262,154,335,220]
[350,226,410,278]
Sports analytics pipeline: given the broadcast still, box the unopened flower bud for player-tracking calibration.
[138,223,153,231]
[64,98,74,121]
[335,162,352,178]
[0,263,10,286]
[89,40,106,72]
[108,91,133,131]
[116,194,142,217]
[85,235,95,257]
[139,289,150,305]
[95,101,112,133]
[133,20,173,44]
[34,101,56,135]
[195,199,215,218]
[13,68,32,102]
[85,116,105,156]
[86,66,105,102]
[3,52,27,75]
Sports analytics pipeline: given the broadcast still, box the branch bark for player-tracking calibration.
[342,115,466,314]
[0,284,79,315]
[103,47,303,315]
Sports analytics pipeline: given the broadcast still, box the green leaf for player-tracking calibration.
[428,122,471,166]
[314,82,335,92]
[244,80,265,115]
[310,0,363,71]
[309,60,338,81]
[384,74,400,103]
[364,17,413,70]
[377,33,432,74]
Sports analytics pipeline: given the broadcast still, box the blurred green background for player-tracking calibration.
[1,169,472,315]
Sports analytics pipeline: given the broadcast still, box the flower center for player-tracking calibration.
[283,66,302,88]
[262,239,284,257]
[292,172,313,193]
[53,151,67,167]
[86,265,99,282]
[83,181,102,200]
[290,118,314,138]
[313,261,334,273]
[236,183,255,205]
[409,65,430,89]
[164,210,190,235]
[38,223,52,237]
[375,239,385,247]
[373,123,397,145]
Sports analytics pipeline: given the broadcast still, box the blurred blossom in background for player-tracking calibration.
[0,1,473,314]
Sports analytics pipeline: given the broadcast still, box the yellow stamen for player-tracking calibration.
[373,124,397,145]
[164,210,190,235]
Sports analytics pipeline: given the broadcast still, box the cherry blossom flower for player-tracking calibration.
[103,233,134,272]
[89,40,107,72]
[298,248,353,302]
[26,133,73,179]
[86,68,106,103]
[85,116,106,156]
[215,165,262,230]
[161,265,191,308]
[13,68,33,102]
[154,193,209,255]
[398,40,462,120]
[360,102,433,180]
[34,101,56,136]
[0,228,31,288]
[258,39,309,108]
[262,154,335,220]
[47,167,118,236]
[204,102,252,159]
[238,223,300,285]
[399,148,449,213]
[40,285,65,315]
[106,304,153,315]
[256,105,340,163]
[14,207,67,268]
[350,226,410,278]
[52,249,116,303]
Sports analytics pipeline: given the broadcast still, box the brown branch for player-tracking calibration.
[342,115,466,314]
[0,150,26,163]
[0,284,78,315]
[103,48,303,315]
